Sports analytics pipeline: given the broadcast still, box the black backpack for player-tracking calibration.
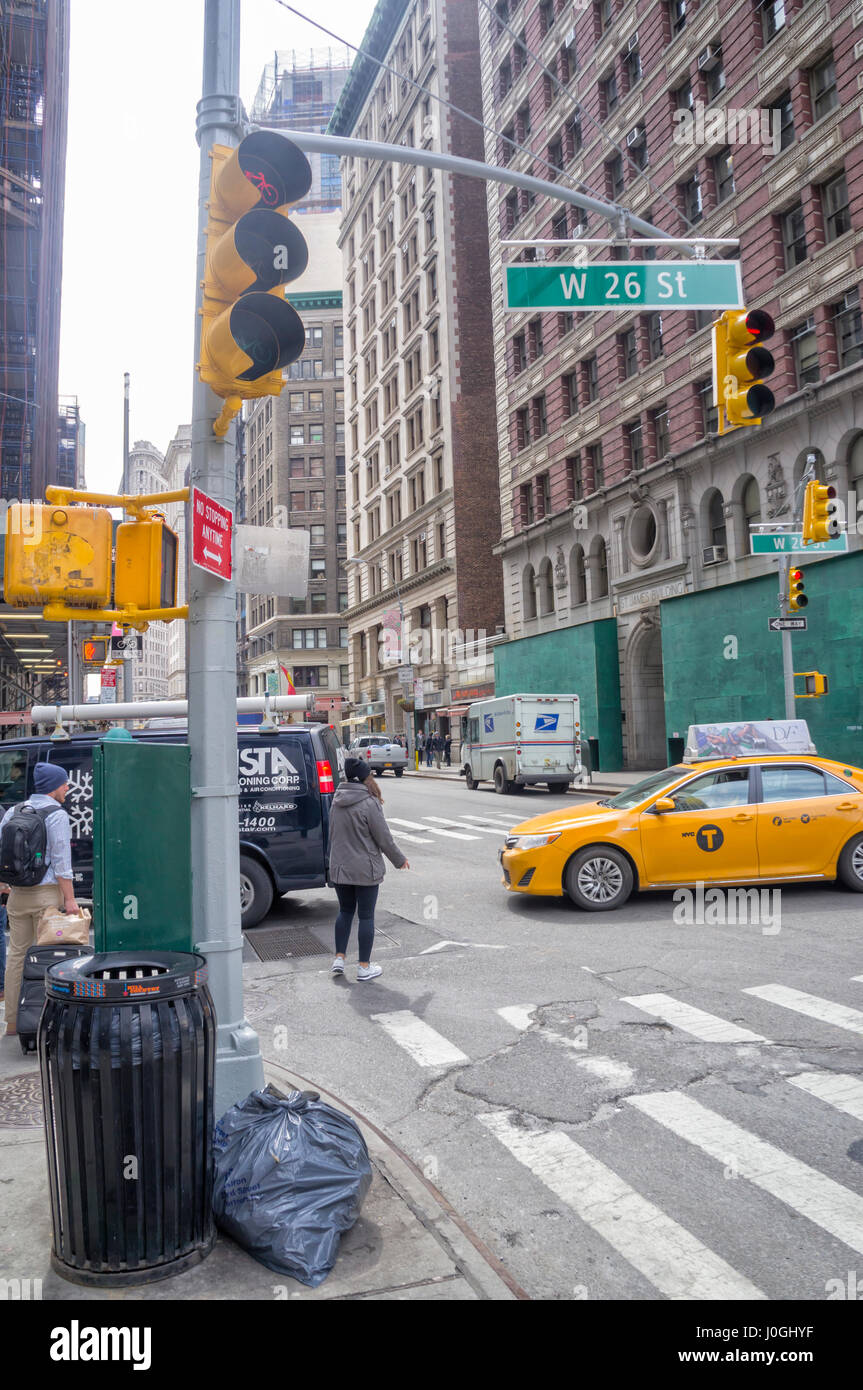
[0,802,57,887]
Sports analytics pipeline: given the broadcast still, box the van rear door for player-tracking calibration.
[519,698,578,777]
[237,734,324,889]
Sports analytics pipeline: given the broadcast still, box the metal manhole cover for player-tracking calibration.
[0,1073,44,1129]
[248,929,329,961]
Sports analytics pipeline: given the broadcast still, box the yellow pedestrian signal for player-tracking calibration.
[3,505,112,608]
[712,309,775,434]
[788,567,807,611]
[801,481,839,545]
[198,131,312,427]
[796,671,829,698]
[82,635,110,664]
[114,518,179,611]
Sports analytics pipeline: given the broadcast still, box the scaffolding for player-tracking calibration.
[250,48,352,213]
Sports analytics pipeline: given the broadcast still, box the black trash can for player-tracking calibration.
[38,951,216,1287]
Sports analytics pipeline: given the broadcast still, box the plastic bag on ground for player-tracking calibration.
[212,1083,373,1287]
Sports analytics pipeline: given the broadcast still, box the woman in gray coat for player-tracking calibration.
[328,757,408,980]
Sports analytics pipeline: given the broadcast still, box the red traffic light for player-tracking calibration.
[743,309,775,342]
[790,569,802,581]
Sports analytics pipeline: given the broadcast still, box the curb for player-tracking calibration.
[263,1059,527,1302]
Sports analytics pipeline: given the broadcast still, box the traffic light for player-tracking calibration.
[198,131,312,411]
[803,672,829,697]
[788,567,807,611]
[801,480,840,545]
[114,518,179,611]
[712,309,775,433]
[4,505,112,608]
[81,636,110,665]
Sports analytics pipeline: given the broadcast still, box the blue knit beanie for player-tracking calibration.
[34,763,68,793]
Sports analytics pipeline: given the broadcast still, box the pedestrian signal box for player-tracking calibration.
[797,671,829,698]
[4,505,112,608]
[114,518,179,611]
[82,636,110,665]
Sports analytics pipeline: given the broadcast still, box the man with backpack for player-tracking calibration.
[0,763,78,1038]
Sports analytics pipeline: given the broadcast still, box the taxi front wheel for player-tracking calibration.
[837,833,863,891]
[564,846,634,911]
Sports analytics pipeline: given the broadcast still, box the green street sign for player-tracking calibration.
[750,531,848,554]
[505,260,742,311]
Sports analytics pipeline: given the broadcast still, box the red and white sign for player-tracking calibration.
[0,712,29,726]
[100,666,117,703]
[192,487,233,581]
[315,696,345,712]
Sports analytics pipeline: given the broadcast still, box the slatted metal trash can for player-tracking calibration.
[38,951,216,1287]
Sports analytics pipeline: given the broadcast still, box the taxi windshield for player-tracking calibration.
[601,766,687,810]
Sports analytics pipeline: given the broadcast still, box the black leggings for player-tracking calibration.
[334,883,379,961]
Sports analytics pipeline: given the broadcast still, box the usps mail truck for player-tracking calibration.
[461,694,581,793]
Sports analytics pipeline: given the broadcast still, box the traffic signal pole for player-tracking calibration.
[192,0,264,1116]
[779,554,795,719]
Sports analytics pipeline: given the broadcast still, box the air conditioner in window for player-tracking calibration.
[698,44,720,71]
[702,544,727,565]
[573,222,587,238]
[626,124,646,147]
[627,30,639,51]
[536,247,547,261]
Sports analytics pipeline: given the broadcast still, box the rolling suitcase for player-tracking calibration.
[17,944,92,1054]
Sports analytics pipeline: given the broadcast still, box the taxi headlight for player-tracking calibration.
[504,832,561,850]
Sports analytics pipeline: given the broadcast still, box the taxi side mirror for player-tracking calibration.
[652,797,676,814]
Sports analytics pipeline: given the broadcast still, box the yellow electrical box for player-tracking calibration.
[114,519,179,611]
[3,504,112,607]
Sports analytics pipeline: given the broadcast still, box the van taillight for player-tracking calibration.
[366,748,372,759]
[317,760,335,794]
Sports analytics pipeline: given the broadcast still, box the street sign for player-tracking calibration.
[234,524,310,596]
[414,679,425,711]
[398,665,413,688]
[110,633,143,660]
[768,617,807,632]
[504,260,742,312]
[100,666,117,703]
[192,487,233,580]
[750,531,848,554]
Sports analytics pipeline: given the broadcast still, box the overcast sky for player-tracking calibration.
[58,0,375,493]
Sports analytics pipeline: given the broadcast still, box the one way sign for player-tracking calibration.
[768,616,807,631]
[192,488,232,581]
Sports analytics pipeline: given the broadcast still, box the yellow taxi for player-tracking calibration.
[500,752,863,911]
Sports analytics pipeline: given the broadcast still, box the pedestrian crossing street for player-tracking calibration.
[370,976,863,1299]
[387,811,518,844]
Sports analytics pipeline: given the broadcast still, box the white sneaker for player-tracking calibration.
[331,957,345,974]
[356,963,382,982]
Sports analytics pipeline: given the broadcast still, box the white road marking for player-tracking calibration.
[497,1004,535,1031]
[371,1010,468,1067]
[622,993,769,1044]
[743,984,863,1037]
[851,976,863,984]
[576,1055,634,1084]
[392,831,435,844]
[420,939,508,954]
[628,1091,863,1255]
[423,816,504,835]
[388,817,479,841]
[478,1110,766,1301]
[458,813,517,824]
[787,1072,863,1122]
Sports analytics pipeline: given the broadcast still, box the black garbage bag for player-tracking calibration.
[212,1084,372,1287]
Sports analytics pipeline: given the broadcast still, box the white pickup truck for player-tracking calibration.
[349,734,408,777]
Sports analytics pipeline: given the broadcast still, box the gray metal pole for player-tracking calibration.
[121,372,130,705]
[779,555,795,719]
[191,0,264,1117]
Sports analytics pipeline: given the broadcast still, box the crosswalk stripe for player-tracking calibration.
[423,816,504,835]
[622,993,769,1044]
[851,976,863,984]
[787,1072,863,1122]
[371,1010,468,1067]
[388,817,479,841]
[392,831,434,844]
[458,814,517,827]
[497,1004,535,1031]
[478,1110,766,1300]
[743,984,863,1037]
[628,1091,863,1255]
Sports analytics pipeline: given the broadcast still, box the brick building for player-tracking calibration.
[481,0,863,768]
[331,0,504,739]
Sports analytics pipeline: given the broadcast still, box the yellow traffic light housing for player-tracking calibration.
[796,671,829,698]
[114,518,179,611]
[3,504,112,608]
[198,132,312,432]
[712,309,775,434]
[801,481,839,545]
[788,567,807,611]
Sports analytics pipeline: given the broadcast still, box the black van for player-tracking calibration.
[0,722,344,928]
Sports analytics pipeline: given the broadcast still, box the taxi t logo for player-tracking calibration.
[696,824,724,852]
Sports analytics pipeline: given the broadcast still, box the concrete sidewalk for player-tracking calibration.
[0,1025,521,1301]
[403,764,660,795]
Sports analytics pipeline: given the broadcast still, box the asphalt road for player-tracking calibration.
[244,775,863,1302]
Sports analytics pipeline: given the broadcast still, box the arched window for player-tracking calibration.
[704,488,727,549]
[590,536,608,599]
[522,564,537,619]
[742,476,761,527]
[537,558,555,615]
[848,434,863,495]
[570,544,587,605]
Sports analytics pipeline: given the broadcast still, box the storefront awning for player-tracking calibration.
[438,705,471,718]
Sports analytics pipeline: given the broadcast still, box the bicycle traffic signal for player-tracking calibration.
[114,517,179,611]
[788,567,807,611]
[712,309,775,434]
[3,504,112,608]
[801,480,839,545]
[198,131,312,426]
